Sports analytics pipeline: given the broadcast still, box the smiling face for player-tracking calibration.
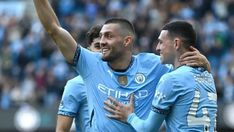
[99,23,126,62]
[156,30,176,64]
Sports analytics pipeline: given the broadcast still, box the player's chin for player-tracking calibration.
[101,55,109,62]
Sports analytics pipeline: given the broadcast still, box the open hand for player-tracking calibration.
[104,94,135,123]
[179,46,211,72]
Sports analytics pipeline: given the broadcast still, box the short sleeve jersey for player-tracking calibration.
[58,76,90,132]
[152,66,217,132]
[74,47,172,132]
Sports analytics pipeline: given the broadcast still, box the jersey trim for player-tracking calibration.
[72,45,81,66]
[151,106,170,115]
[57,110,76,117]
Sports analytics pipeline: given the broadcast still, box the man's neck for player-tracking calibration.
[174,50,187,69]
[174,59,183,69]
[108,55,133,72]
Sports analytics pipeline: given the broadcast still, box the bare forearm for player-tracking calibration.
[56,115,73,132]
[33,0,60,34]
[56,127,71,132]
[33,0,78,63]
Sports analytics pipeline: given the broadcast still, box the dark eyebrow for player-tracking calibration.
[94,42,100,45]
[101,31,113,35]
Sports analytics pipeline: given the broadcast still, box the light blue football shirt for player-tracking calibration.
[58,76,90,132]
[150,66,217,131]
[74,47,172,132]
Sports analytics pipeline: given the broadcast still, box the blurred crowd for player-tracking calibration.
[0,0,233,112]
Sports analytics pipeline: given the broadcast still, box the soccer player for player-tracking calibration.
[33,0,211,131]
[104,21,217,132]
[56,25,102,132]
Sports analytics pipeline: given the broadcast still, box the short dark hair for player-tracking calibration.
[104,18,135,37]
[162,20,196,48]
[86,25,102,45]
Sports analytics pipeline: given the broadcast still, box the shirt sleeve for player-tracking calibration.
[73,46,101,78]
[151,73,184,115]
[57,79,86,117]
[127,111,165,132]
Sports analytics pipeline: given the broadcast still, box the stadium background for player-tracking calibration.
[0,0,233,131]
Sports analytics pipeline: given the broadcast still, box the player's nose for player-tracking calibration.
[100,38,107,47]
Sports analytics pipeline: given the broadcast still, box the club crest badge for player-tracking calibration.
[135,73,145,84]
[118,75,128,86]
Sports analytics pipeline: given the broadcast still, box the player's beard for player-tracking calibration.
[101,47,122,63]
[101,50,118,62]
[102,39,125,62]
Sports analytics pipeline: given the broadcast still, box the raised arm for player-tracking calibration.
[33,0,77,63]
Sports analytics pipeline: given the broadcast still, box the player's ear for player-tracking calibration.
[174,38,181,50]
[123,36,133,47]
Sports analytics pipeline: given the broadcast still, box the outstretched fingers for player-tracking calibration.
[104,94,135,122]
[180,51,197,61]
[104,99,118,113]
[189,46,199,52]
[180,59,199,66]
[107,96,122,107]
[104,105,121,116]
[180,46,200,61]
[104,107,122,120]
[104,98,124,120]
[129,94,135,108]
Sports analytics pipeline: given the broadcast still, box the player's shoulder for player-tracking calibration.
[80,46,101,58]
[161,66,193,82]
[135,52,160,60]
[134,52,161,64]
[159,72,174,84]
[64,76,85,92]
[134,53,172,72]
[157,66,194,94]
[67,76,84,85]
[172,65,192,75]
[174,66,211,79]
[63,76,86,96]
